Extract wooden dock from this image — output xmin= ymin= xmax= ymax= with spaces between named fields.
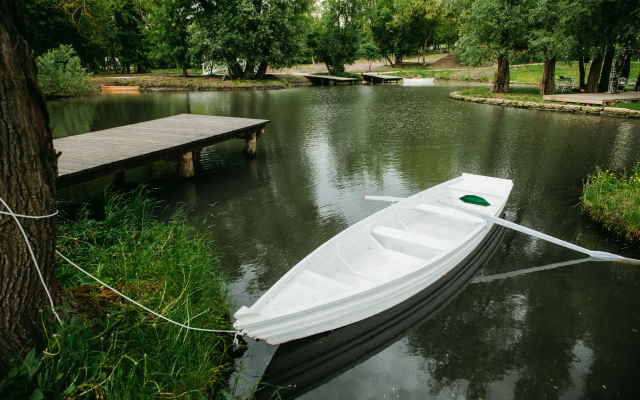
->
xmin=542 ymin=92 xmax=640 ymax=105
xmin=362 ymin=73 xmax=402 ymax=84
xmin=301 ymin=74 xmax=359 ymax=85
xmin=54 ymin=114 xmax=270 ymax=189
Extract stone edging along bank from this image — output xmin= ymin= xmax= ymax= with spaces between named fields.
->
xmin=449 ymin=91 xmax=640 ymax=118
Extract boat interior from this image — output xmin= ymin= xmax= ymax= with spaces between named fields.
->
xmin=253 ymin=176 xmax=512 ymax=317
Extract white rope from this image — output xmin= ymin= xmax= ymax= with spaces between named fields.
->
xmin=0 ymin=196 xmax=62 ymax=324
xmin=0 ymin=210 xmax=59 ymax=219
xmin=0 ymin=193 xmax=242 ymax=340
xmin=56 ymin=251 xmax=242 ymax=337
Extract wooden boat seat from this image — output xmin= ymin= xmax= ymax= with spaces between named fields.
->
xmin=413 ymin=203 xmax=485 ymax=224
xmin=370 ymin=225 xmax=454 ymax=252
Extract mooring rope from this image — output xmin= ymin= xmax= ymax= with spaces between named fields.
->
xmin=0 ymin=195 xmax=62 ymax=324
xmin=1 ymin=194 xmax=242 ymax=342
xmin=56 ymin=252 xmax=242 ymax=338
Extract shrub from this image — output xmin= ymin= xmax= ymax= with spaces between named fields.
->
xmin=36 ymin=44 xmax=95 ymax=98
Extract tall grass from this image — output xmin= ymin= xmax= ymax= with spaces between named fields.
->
xmin=0 ymin=188 xmax=238 ymax=399
xmin=581 ymin=165 xmax=640 ymax=244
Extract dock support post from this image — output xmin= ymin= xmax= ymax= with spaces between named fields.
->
xmin=112 ymin=172 xmax=125 ymax=189
xmin=178 ymin=152 xmax=194 ymax=179
xmin=244 ymin=131 xmax=257 ymax=155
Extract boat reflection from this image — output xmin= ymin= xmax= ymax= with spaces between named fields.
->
xmin=255 ymin=225 xmax=507 ymax=399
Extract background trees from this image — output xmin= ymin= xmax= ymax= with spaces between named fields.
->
xmin=316 ymin=0 xmax=364 ymax=75
xmin=453 ymin=0 xmax=528 ymax=93
xmin=193 ymin=0 xmax=311 ymax=79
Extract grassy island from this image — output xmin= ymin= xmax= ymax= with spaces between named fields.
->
xmin=581 ymin=165 xmax=640 ymax=244
xmin=0 ymin=189 xmax=237 ymax=399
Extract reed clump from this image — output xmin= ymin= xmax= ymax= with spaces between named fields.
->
xmin=581 ymin=165 xmax=640 ymax=244
xmin=0 ymin=188 xmax=238 ymax=399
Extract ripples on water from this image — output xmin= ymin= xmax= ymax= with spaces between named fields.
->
xmin=50 ymin=85 xmax=640 ymax=399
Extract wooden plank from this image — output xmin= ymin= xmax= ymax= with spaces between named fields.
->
xmin=54 ymin=114 xmax=269 ymax=188
xmin=542 ymin=92 xmax=640 ymax=105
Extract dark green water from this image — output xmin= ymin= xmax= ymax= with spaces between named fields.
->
xmin=49 ymin=86 xmax=640 ymax=399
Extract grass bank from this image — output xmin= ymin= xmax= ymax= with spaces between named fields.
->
xmin=92 ymin=73 xmax=309 ymax=92
xmin=387 ymin=62 xmax=640 ymax=85
xmin=581 ymin=165 xmax=640 ymax=244
xmin=458 ymin=87 xmax=546 ymax=103
xmin=0 ymin=188 xmax=238 ymax=399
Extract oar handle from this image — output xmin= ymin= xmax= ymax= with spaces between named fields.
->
xmin=362 ymin=195 xmax=405 ymax=202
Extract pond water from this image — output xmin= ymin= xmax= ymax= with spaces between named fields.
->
xmin=49 ymin=85 xmax=640 ymax=399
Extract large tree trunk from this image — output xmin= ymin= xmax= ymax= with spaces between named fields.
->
xmin=182 ymin=65 xmax=187 ymax=77
xmin=578 ymin=55 xmax=589 ymax=90
xmin=539 ymin=57 xmax=556 ymax=95
xmin=491 ymin=55 xmax=511 ymax=93
xmin=228 ymin=61 xmax=243 ymax=79
xmin=242 ymin=61 xmax=255 ymax=79
xmin=255 ymin=62 xmax=268 ymax=79
xmin=620 ymin=54 xmax=631 ymax=80
xmin=0 ymin=0 xmax=63 ymax=375
xmin=597 ymin=46 xmax=615 ymax=93
xmin=586 ymin=53 xmax=603 ymax=93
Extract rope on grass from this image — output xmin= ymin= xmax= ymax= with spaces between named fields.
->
xmin=1 ymin=193 xmax=243 ymax=342
xmin=0 ymin=195 xmax=62 ymax=324
xmin=56 ymin=251 xmax=243 ymax=339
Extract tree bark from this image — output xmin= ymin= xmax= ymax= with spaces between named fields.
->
xmin=182 ymin=64 xmax=187 ymax=77
xmin=255 ymin=62 xmax=268 ymax=79
xmin=578 ymin=55 xmax=589 ymax=90
xmin=422 ymin=23 xmax=434 ymax=67
xmin=539 ymin=57 xmax=556 ymax=95
xmin=620 ymin=54 xmax=631 ymax=80
xmin=491 ymin=55 xmax=511 ymax=93
xmin=229 ymin=62 xmax=243 ymax=79
xmin=597 ymin=46 xmax=615 ymax=93
xmin=636 ymin=70 xmax=640 ymax=92
xmin=586 ymin=53 xmax=603 ymax=93
xmin=242 ymin=60 xmax=255 ymax=79
xmin=0 ymin=0 xmax=63 ymax=375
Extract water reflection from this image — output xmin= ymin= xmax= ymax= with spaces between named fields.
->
xmin=49 ymin=86 xmax=640 ymax=399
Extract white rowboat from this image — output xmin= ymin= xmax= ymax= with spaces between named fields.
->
xmin=233 ymin=173 xmax=514 ymax=344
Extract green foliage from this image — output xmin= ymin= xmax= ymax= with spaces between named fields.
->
xmin=453 ymin=0 xmax=528 ymax=66
xmin=581 ymin=165 xmax=640 ymax=244
xmin=0 ymin=188 xmax=235 ymax=399
xmin=317 ymin=0 xmax=364 ymax=75
xmin=36 ymin=45 xmax=95 ymax=98
xmin=192 ymin=0 xmax=311 ymax=79
xmin=148 ymin=0 xmax=193 ymax=75
xmin=369 ymin=0 xmax=442 ymax=66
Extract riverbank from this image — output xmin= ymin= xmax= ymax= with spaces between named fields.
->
xmin=92 ymin=73 xmax=310 ymax=92
xmin=581 ymin=166 xmax=640 ymax=245
xmin=0 ymin=188 xmax=238 ymax=399
xmin=450 ymin=90 xmax=640 ymax=118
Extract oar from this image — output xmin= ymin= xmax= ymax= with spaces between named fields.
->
xmin=438 ymin=200 xmax=640 ymax=265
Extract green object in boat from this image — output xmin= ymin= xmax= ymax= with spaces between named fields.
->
xmin=460 ymin=195 xmax=490 ymax=207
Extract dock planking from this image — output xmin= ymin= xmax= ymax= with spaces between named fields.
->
xmin=542 ymin=92 xmax=640 ymax=105
xmin=301 ymin=74 xmax=359 ymax=85
xmin=54 ymin=114 xmax=270 ymax=188
xmin=362 ymin=73 xmax=402 ymax=83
